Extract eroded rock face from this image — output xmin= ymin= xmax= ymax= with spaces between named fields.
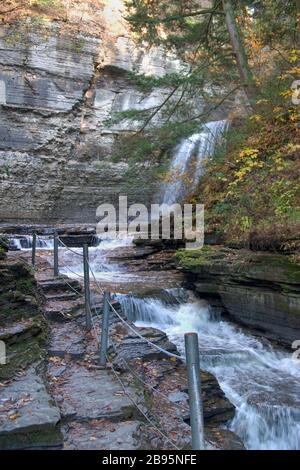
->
xmin=176 ymin=247 xmax=300 ymax=347
xmin=0 ymin=1 xmax=183 ymax=223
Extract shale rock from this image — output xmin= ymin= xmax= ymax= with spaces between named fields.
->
xmin=176 ymin=246 xmax=300 ymax=347
xmin=0 ymin=368 xmax=61 ymax=450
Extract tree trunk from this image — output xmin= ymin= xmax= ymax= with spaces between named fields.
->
xmin=222 ymin=0 xmax=258 ymax=106
xmin=296 ymin=0 xmax=300 ymax=48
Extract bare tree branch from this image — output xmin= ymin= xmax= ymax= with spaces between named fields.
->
xmin=179 ymin=85 xmax=242 ymax=125
xmin=135 ymin=86 xmax=179 ymax=134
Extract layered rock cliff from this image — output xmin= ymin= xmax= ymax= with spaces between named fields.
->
xmin=176 ymin=246 xmax=300 ymax=348
xmin=0 ymin=0 xmax=183 ymax=223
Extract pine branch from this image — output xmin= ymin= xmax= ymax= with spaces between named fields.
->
xmin=135 ymin=86 xmax=179 ymax=134
xmin=165 ymin=83 xmax=188 ymax=123
xmin=128 ymin=9 xmax=225 ymax=26
xmin=179 ymin=85 xmax=242 ymax=125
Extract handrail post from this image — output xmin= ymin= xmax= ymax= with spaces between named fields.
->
xmin=54 ymin=232 xmax=59 ymax=277
xmin=99 ymin=291 xmax=110 ymax=366
xmin=32 ymin=232 xmax=36 ymax=267
xmin=83 ymin=243 xmax=92 ymax=331
xmin=185 ymin=332 xmax=205 ymax=450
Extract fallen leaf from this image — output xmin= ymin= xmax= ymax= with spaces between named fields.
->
xmin=8 ymin=413 xmax=21 ymax=420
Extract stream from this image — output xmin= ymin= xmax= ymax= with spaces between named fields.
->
xmin=10 ymin=234 xmax=300 ymax=450
xmin=6 ymin=120 xmax=300 ymax=450
xmin=117 ymin=291 xmax=300 ymax=450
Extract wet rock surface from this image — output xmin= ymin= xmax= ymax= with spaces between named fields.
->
xmin=176 ymin=247 xmax=300 ymax=347
xmin=48 ymin=362 xmax=141 ymax=422
xmin=48 ymin=322 xmax=86 ymax=359
xmin=111 ymin=331 xmax=179 ymax=365
xmin=0 ymin=246 xmax=243 ymax=450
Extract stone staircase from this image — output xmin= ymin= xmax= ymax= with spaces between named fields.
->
xmin=1 ymin=250 xmax=244 ymax=450
xmin=0 ymin=254 xmax=143 ymax=450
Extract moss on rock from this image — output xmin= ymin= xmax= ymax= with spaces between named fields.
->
xmin=175 ymin=245 xmax=300 ymax=346
xmin=176 ymin=245 xmax=300 ymax=285
xmin=0 ymin=255 xmax=47 ymax=379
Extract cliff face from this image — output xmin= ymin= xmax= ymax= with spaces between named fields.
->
xmin=176 ymin=247 xmax=300 ymax=347
xmin=0 ymin=1 xmax=182 ymax=223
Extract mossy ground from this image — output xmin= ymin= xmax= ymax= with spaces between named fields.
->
xmin=0 ymin=320 xmax=48 ymax=380
xmin=176 ymin=245 xmax=300 ymax=284
xmin=0 ymin=236 xmax=8 ymax=260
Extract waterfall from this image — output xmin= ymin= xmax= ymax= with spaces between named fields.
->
xmin=59 ymin=235 xmax=134 ymax=281
xmin=118 ymin=292 xmax=300 ymax=450
xmin=7 ymin=235 xmax=54 ymax=250
xmin=162 ymin=120 xmax=228 ymax=204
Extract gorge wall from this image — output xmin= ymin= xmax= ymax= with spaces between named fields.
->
xmin=0 ymin=0 xmax=185 ymax=223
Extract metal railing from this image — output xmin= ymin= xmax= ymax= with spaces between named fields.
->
xmin=30 ymin=231 xmax=205 ymax=451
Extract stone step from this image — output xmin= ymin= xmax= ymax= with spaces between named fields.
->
xmin=0 ymin=368 xmax=62 ymax=450
xmin=62 ymin=420 xmax=141 ymax=450
xmin=35 ymin=270 xmax=58 ymax=282
xmin=48 ymin=363 xmax=143 ymax=422
xmin=112 ymin=332 xmax=179 ymax=367
xmin=44 ymin=291 xmax=80 ymax=302
xmin=44 ymin=299 xmax=85 ymax=322
xmin=38 ymin=277 xmax=82 ymax=294
xmin=48 ymin=322 xmax=86 ymax=359
xmin=0 ymin=319 xmax=42 ymax=343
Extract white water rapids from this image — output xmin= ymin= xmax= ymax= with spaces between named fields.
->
xmin=7 ymin=234 xmax=300 ymax=449
xmin=6 ymin=119 xmax=300 ymax=449
xmin=7 ymin=235 xmax=54 ymax=250
xmin=117 ymin=294 xmax=300 ymax=450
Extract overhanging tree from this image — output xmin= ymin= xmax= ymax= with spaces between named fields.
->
xmin=108 ymin=0 xmax=299 ymax=162
xmin=126 ymin=0 xmax=259 ymax=105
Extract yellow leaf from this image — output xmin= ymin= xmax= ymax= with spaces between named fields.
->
xmin=8 ymin=413 xmax=21 ymax=421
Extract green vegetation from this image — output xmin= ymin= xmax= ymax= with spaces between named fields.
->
xmin=0 ymin=236 xmax=8 ymax=260
xmin=176 ymin=246 xmax=300 ymax=283
xmin=0 ymin=426 xmax=62 ymax=450
xmin=195 ymin=77 xmax=300 ymax=248
xmin=176 ymin=245 xmax=219 ymax=268
xmin=0 ymin=257 xmax=47 ymax=379
xmin=111 ymin=0 xmax=300 ymax=251
xmin=0 ymin=317 xmax=48 ymax=380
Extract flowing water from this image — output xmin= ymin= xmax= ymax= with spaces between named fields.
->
xmin=5 ymin=119 xmax=300 ymax=449
xmin=59 ymin=235 xmax=135 ymax=282
xmin=7 ymin=235 xmax=54 ymax=250
xmin=117 ymin=293 xmax=300 ymax=450
xmin=162 ymin=120 xmax=228 ymax=204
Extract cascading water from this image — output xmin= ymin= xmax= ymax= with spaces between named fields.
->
xmin=162 ymin=120 xmax=228 ymax=204
xmin=117 ymin=292 xmax=300 ymax=450
xmin=58 ymin=234 xmax=136 ymax=282
xmin=5 ymin=116 xmax=298 ymax=450
xmin=7 ymin=235 xmax=54 ymax=250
